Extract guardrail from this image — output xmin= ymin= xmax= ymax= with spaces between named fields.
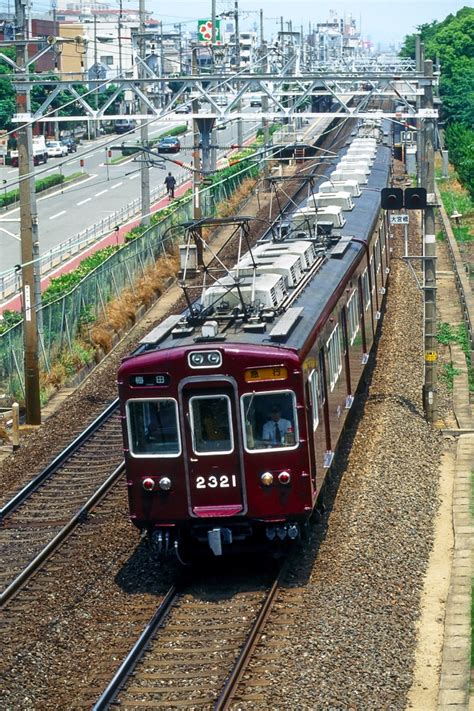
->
xmin=0 ymin=172 xmax=188 ymax=304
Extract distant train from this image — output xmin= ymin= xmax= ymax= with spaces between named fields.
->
xmin=117 ymin=123 xmax=392 ymax=559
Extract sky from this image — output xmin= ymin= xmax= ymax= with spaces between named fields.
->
xmin=148 ymin=0 xmax=472 ymax=48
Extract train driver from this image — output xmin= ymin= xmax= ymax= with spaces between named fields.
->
xmin=262 ymin=406 xmax=292 ymax=446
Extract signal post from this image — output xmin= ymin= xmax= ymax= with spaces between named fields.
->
xmin=421 ymin=59 xmax=437 ymax=423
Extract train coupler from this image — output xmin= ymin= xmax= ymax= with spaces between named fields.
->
xmin=208 ymin=527 xmax=233 ymax=556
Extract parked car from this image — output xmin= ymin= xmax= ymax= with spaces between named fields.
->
xmin=175 ymin=103 xmax=191 ymax=114
xmin=250 ymin=96 xmax=262 ymax=107
xmin=61 ymin=137 xmax=77 ymax=153
xmin=157 ymin=136 xmax=181 ymax=154
xmin=115 ymin=119 xmax=137 ymax=134
xmin=46 ymin=140 xmax=68 ymax=157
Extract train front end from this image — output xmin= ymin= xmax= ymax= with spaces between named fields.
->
xmin=118 ymin=342 xmax=315 ymax=558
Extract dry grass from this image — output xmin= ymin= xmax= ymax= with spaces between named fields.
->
xmin=217 ymin=178 xmax=256 ymax=218
xmin=0 ymin=423 xmax=10 ymax=444
xmin=90 ymin=325 xmax=114 ymax=353
xmin=87 ymin=249 xmax=180 ymax=350
xmin=41 ymin=362 xmax=67 ymax=389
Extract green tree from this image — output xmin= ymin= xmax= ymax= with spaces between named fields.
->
xmin=399 ymin=7 xmax=474 ymax=198
xmin=0 ymin=48 xmax=16 ymax=131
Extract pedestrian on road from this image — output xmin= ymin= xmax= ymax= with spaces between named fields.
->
xmin=165 ymin=172 xmax=176 ymax=199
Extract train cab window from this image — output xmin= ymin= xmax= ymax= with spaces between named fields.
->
xmin=362 ymin=268 xmax=371 ymax=310
xmin=327 ymin=323 xmax=343 ymax=391
xmin=189 ymin=395 xmax=233 ymax=454
xmin=127 ymin=399 xmax=181 ymax=456
xmin=241 ymin=390 xmax=298 ymax=452
xmin=308 ymin=370 xmax=320 ymax=430
xmin=347 ymin=289 xmax=360 ymax=345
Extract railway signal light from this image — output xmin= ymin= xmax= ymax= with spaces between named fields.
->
xmin=404 ymin=187 xmax=427 ymax=210
xmin=381 ymin=187 xmax=403 ymax=210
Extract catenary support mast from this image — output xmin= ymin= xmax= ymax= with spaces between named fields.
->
xmin=15 ymin=0 xmax=41 ymax=424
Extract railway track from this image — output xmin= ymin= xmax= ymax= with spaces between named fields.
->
xmin=93 ymin=563 xmax=286 ymax=710
xmin=0 ymin=399 xmax=123 ymax=607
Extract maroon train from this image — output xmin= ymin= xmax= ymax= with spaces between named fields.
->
xmin=117 ymin=130 xmax=392 ymax=559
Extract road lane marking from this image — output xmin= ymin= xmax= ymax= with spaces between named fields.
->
xmin=128 ymin=173 xmax=139 ymax=180
xmin=110 ymin=182 xmax=123 ymax=189
xmin=96 ymin=189 xmax=108 ymax=196
xmin=37 ymin=173 xmax=98 ymax=202
xmin=0 ymin=226 xmax=20 ymax=239
xmin=77 ymin=197 xmax=92 ymax=206
xmin=7 ymin=169 xmax=16 ymax=174
xmin=50 ymin=210 xmax=66 ymax=220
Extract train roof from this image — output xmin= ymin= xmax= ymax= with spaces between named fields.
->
xmin=131 ymin=138 xmax=391 ymax=359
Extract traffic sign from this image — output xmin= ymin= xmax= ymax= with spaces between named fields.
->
xmin=389 ymin=214 xmax=410 ymax=224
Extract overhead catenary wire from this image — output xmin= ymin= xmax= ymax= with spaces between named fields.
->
xmin=0 ymin=45 xmax=285 ymax=192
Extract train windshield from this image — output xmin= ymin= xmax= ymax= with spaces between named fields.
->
xmin=241 ymin=390 xmax=298 ymax=451
xmin=126 ymin=399 xmax=181 ymax=456
xmin=189 ymin=395 xmax=233 ymax=454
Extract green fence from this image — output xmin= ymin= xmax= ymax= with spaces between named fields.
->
xmin=0 ymin=161 xmax=258 ymax=401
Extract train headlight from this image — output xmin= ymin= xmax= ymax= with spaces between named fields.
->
xmin=158 ymin=476 xmax=172 ymax=491
xmin=278 ymin=471 xmax=291 ymax=485
xmin=190 ymin=353 xmax=204 ymax=366
xmin=188 ymin=350 xmax=222 ymax=368
xmin=261 ymin=472 xmax=273 ymax=486
xmin=142 ymin=477 xmax=155 ymax=491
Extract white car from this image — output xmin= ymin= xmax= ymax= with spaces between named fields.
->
xmin=46 ymin=140 xmax=68 ymax=158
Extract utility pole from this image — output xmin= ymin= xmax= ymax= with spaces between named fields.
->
xmin=416 ymin=36 xmax=424 ymax=186
xmin=210 ymin=1 xmax=217 ymax=172
xmin=93 ymin=13 xmax=99 ymax=139
xmin=421 ymin=59 xmax=437 ymax=422
xmin=139 ymin=0 xmax=150 ymax=224
xmin=192 ymin=46 xmax=203 ymax=263
xmin=15 ymin=0 xmax=41 ymax=424
xmin=118 ymin=0 xmax=123 ymax=76
xmin=235 ymin=0 xmax=242 ymax=148
xmin=260 ymin=22 xmax=270 ymax=188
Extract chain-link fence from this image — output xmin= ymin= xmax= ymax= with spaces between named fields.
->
xmin=0 ymin=161 xmax=258 ymax=400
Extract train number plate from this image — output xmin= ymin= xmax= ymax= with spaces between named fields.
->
xmin=195 ymin=475 xmax=238 ymax=489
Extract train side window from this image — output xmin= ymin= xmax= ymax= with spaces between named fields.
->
xmin=308 ymin=370 xmax=320 ymax=430
xmin=189 ymin=395 xmax=233 ymax=454
xmin=347 ymin=289 xmax=360 ymax=345
xmin=374 ymin=239 xmax=381 ymax=273
xmin=127 ymin=398 xmax=181 ymax=457
xmin=362 ymin=268 xmax=371 ymax=310
xmin=240 ymin=390 xmax=298 ymax=452
xmin=327 ymin=323 xmax=342 ymax=391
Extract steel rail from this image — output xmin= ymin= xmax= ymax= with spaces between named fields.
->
xmin=0 ymin=461 xmax=125 ymax=608
xmin=0 ymin=397 xmax=120 ymax=521
xmin=213 ymin=565 xmax=285 ymax=711
xmin=92 ymin=583 xmax=179 ymax=710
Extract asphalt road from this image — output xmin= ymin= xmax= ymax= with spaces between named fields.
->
xmin=0 ymin=113 xmax=259 ymax=275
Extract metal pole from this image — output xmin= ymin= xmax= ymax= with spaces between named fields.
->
xmin=139 ymin=0 xmax=150 ymax=225
xmin=211 ymin=0 xmax=216 ymax=44
xmin=15 ymin=0 xmax=41 ymax=424
xmin=422 ymin=59 xmax=437 ymax=423
xmin=118 ymin=0 xmax=123 ymax=76
xmin=192 ymin=47 xmax=202 ymax=263
xmin=260 ymin=37 xmax=270 ymax=188
xmin=235 ymin=0 xmax=242 ymax=148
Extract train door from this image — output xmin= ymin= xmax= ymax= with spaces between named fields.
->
xmin=180 ymin=381 xmax=247 ymax=518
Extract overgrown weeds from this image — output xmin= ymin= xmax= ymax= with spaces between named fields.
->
xmin=436 ymin=322 xmax=474 ymax=392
